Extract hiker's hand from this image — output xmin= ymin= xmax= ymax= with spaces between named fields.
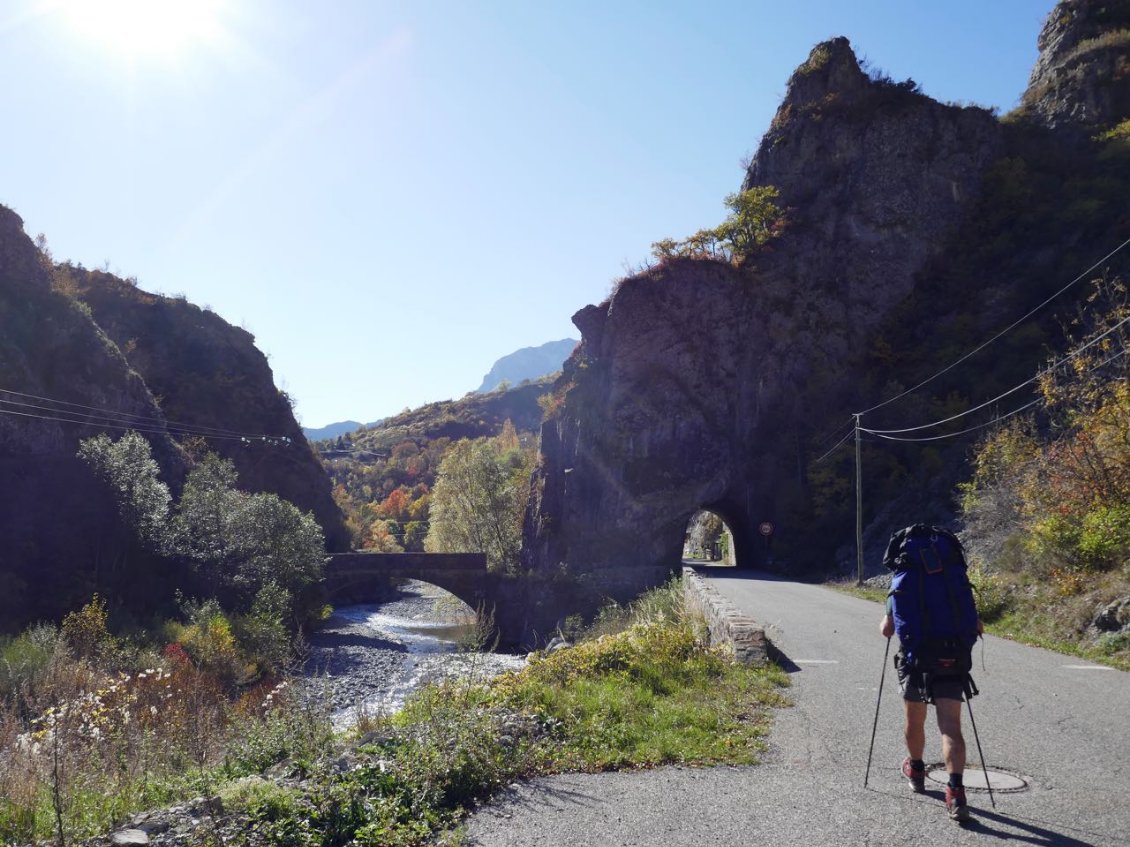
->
xmin=880 ymin=614 xmax=894 ymax=638
xmin=976 ymin=619 xmax=984 ymax=636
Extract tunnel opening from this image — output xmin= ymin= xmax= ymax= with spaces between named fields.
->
xmin=682 ymin=509 xmax=737 ymax=567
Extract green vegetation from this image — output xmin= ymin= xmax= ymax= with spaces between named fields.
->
xmin=77 ymin=433 xmax=327 ymax=673
xmin=425 ymin=423 xmax=537 ymax=574
xmin=651 ymin=186 xmax=785 ymax=265
xmin=1 ymin=580 xmax=787 ymax=846
xmin=957 ymin=281 xmax=1130 ymax=669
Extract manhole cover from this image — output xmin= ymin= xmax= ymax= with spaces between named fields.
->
xmin=925 ymin=765 xmax=1029 ymax=793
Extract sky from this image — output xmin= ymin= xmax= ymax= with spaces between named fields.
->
xmin=1 ymin=0 xmax=1055 ymax=428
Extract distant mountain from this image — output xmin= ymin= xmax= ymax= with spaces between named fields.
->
xmin=477 ymin=338 xmax=577 ymax=393
xmin=302 ymin=420 xmax=379 ymax=442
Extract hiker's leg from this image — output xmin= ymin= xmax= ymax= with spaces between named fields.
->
xmin=904 ymin=700 xmax=927 ymax=760
xmin=935 ymin=697 xmax=966 ymax=774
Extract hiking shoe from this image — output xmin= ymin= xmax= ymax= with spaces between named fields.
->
xmin=902 ymin=757 xmax=925 ymax=793
xmin=945 ymin=785 xmax=971 ymax=822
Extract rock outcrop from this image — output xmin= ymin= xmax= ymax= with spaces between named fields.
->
xmin=0 ymin=207 xmax=347 ymax=630
xmin=521 ymin=34 xmax=1035 ymax=608
xmin=0 ymin=207 xmax=186 ymax=624
xmin=67 ymin=268 xmax=349 ymax=553
xmin=1021 ymin=0 xmax=1130 ymax=131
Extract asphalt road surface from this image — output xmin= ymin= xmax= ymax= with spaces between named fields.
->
xmin=463 ymin=569 xmax=1130 ymax=846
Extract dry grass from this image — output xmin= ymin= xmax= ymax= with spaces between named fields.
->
xmin=0 ymin=632 xmax=328 ymax=845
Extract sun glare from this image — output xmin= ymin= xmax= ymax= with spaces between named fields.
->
xmin=60 ymin=0 xmax=223 ymax=58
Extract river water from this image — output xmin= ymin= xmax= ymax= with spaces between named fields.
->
xmin=303 ymin=580 xmax=527 ymax=728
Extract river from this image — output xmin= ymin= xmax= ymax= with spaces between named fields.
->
xmin=303 ymin=579 xmax=527 ymax=728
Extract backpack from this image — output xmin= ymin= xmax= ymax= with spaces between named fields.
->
xmin=883 ymin=524 xmax=979 ymax=686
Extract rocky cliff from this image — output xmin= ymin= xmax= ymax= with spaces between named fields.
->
xmin=1021 ymin=0 xmax=1130 ymax=131
xmin=522 ymin=1 xmax=1130 ymax=611
xmin=0 ymin=208 xmax=347 ymax=630
xmin=66 ymin=268 xmax=349 ymax=553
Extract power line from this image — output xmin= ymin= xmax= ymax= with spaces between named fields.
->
xmin=864 ymin=398 xmax=1043 ymax=443
xmin=814 ymin=424 xmax=856 ymax=463
xmin=0 ymin=385 xmax=287 ymax=439
xmin=0 ymin=405 xmax=291 ymax=445
xmin=859 ymin=235 xmax=1130 ymax=416
xmin=0 ymin=385 xmax=294 ymax=442
xmin=863 ymin=314 xmax=1130 ymax=435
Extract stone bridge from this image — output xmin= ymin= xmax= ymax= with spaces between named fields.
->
xmin=323 ymin=552 xmax=491 ymax=611
xmin=322 ymin=551 xmax=618 ymax=649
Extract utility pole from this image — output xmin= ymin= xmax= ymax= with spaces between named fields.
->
xmin=855 ymin=412 xmax=863 ymax=586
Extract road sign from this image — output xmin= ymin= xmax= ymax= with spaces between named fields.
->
xmin=758 ymin=522 xmax=774 ymax=537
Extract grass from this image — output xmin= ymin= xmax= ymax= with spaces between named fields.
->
xmin=1 ymin=579 xmax=790 ymax=847
xmin=265 ymin=581 xmax=790 ymax=846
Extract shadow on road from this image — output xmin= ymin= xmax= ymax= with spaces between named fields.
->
xmin=686 ymin=564 xmax=794 ymax=582
xmin=960 ymin=806 xmax=1107 ymax=847
xmin=767 ymin=642 xmax=802 ymax=674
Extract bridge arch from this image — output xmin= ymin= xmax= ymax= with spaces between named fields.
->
xmin=322 ymin=552 xmax=491 ymax=612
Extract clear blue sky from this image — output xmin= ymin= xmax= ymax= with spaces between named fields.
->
xmin=1 ymin=1 xmax=1052 ymax=428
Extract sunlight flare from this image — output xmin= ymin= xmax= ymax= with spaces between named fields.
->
xmin=59 ymin=0 xmax=224 ymax=57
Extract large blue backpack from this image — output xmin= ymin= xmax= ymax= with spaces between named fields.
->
xmin=883 ymin=524 xmax=979 ymax=674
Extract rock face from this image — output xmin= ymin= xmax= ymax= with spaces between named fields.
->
xmin=522 ymin=38 xmax=1005 ymax=603
xmin=0 ymin=207 xmax=346 ymax=630
xmin=0 ymin=206 xmax=189 ymax=625
xmin=68 ymin=268 xmax=349 ymax=553
xmin=1021 ymin=0 xmax=1130 ymax=131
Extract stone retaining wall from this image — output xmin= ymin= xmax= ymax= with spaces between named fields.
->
xmin=683 ymin=568 xmax=768 ymax=665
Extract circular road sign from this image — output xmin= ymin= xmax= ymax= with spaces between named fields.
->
xmin=758 ymin=522 xmax=774 ymax=537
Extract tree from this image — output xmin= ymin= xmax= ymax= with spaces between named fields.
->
xmin=425 ymin=428 xmax=536 ymax=573
xmin=171 ymin=454 xmax=326 ymax=617
xmin=78 ymin=431 xmax=170 ymax=551
xmin=652 ymin=186 xmax=784 ymax=264
xmin=81 ymin=434 xmax=326 ymax=623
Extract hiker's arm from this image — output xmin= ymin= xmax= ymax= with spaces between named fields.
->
xmin=977 ymin=618 xmax=984 ymax=636
xmin=880 ymin=613 xmax=894 ymax=638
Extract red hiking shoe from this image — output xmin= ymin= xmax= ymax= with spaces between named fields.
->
xmin=946 ymin=785 xmax=971 ymax=821
xmin=902 ymin=757 xmax=925 ymax=793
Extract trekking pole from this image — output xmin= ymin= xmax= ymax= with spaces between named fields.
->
xmin=864 ymin=636 xmax=892 ymax=788
xmin=965 ymin=696 xmax=996 ymax=809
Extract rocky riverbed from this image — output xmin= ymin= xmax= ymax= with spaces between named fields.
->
xmin=304 ymin=579 xmax=527 ymax=728
xmin=77 ymin=582 xmax=527 ymax=847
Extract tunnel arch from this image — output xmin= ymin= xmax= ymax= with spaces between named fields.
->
xmin=678 ymin=500 xmax=760 ymax=570
xmin=683 ymin=508 xmax=737 ymax=565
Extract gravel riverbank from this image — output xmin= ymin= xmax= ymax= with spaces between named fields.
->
xmin=304 ymin=580 xmax=525 ymax=724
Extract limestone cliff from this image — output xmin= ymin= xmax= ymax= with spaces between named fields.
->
xmin=523 ymin=3 xmax=1130 ymax=610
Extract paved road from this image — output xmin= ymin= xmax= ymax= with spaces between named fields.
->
xmin=463 ymin=570 xmax=1130 ymax=846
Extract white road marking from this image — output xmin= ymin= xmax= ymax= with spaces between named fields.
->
xmin=795 ymin=659 xmax=839 ymax=664
xmin=1062 ymin=664 xmax=1114 ymax=671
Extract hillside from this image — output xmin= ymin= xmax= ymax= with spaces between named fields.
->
xmin=317 ymin=379 xmax=551 ymax=550
xmin=523 ymin=0 xmax=1130 ymax=611
xmin=0 ymin=212 xmax=347 ymax=631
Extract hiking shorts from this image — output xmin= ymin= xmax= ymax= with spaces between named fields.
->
xmin=895 ymin=653 xmax=966 ymax=704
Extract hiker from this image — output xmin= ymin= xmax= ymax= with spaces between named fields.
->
xmin=879 ymin=524 xmax=984 ymax=822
